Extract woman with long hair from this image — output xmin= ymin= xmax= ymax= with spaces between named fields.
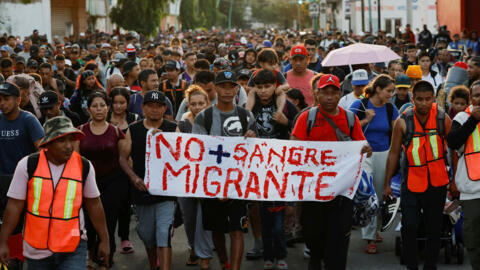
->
xmin=70 ymin=70 xmax=105 ymax=124
xmin=74 ymin=92 xmax=127 ymax=269
xmin=106 ymin=87 xmax=139 ymax=254
xmin=175 ymin=85 xmax=213 ymax=269
xmin=349 ymin=74 xmax=399 ymax=254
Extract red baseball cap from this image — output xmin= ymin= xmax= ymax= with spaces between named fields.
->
xmin=290 ymin=45 xmax=308 ymax=58
xmin=317 ymin=74 xmax=341 ymax=90
xmin=454 ymin=61 xmax=468 ymax=70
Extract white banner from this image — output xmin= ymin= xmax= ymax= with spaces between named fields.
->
xmin=145 ymin=132 xmax=367 ymax=202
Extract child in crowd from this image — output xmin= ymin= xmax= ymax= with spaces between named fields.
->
xmin=246 ymin=48 xmax=289 ymax=115
xmin=448 ymin=85 xmax=470 ymax=119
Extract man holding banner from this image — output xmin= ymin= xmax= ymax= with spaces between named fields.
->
xmin=192 ymin=70 xmax=257 ymax=270
xmin=291 ymin=74 xmax=371 ymax=270
xmin=119 ymin=90 xmax=177 ymax=270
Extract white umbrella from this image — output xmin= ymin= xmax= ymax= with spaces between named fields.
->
xmin=321 ymin=43 xmax=401 ymax=67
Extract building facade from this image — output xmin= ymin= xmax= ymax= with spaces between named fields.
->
xmin=0 ymin=0 xmax=87 ymax=41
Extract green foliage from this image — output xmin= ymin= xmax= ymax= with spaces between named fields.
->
xmin=110 ymin=0 xmax=171 ymax=36
xmin=251 ymin=0 xmax=310 ymax=28
xmin=179 ymin=0 xmax=245 ymax=30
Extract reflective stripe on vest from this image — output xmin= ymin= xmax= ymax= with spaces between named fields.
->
xmin=411 ymin=137 xmax=422 ymax=166
xmin=31 ymin=177 xmax=43 ymax=215
xmin=462 ymin=106 xmax=480 ymax=181
xmin=64 ymin=180 xmax=77 ymax=219
xmin=24 ymin=150 xmax=84 ymax=253
xmin=404 ymin=105 xmax=449 ymax=192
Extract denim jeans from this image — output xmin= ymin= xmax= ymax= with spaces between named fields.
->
xmin=260 ymin=204 xmax=287 ymax=261
xmin=401 ymin=185 xmax=446 ymax=270
xmin=26 ymin=240 xmax=87 ymax=270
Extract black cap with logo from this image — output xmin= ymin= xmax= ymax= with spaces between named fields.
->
xmin=143 ymin=90 xmax=166 ymax=105
xmin=0 ymin=82 xmax=20 ymax=97
xmin=215 ymin=70 xmax=237 ymax=85
xmin=38 ymin=90 xmax=59 ymax=109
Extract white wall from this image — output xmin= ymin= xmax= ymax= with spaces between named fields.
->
xmin=0 ymin=0 xmax=52 ymax=41
xmin=350 ymin=0 xmax=437 ymax=35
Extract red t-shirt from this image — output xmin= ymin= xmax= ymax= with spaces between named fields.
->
xmin=292 ymin=106 xmax=366 ymax=141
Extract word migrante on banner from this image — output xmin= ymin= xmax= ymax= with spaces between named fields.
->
xmin=145 ymin=131 xmax=367 ymax=202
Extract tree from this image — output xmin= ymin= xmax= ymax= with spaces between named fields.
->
xmin=110 ymin=0 xmax=171 ymax=36
xmin=251 ymin=0 xmax=310 ymax=29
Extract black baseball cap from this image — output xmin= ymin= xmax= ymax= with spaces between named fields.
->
xmin=228 ymin=50 xmax=240 ymax=63
xmin=122 ymin=61 xmax=137 ymax=76
xmin=38 ymin=90 xmax=59 ymax=109
xmin=236 ymin=69 xmax=252 ymax=80
xmin=143 ymin=90 xmax=166 ymax=105
xmin=27 ymin=59 xmax=38 ymax=68
xmin=164 ymin=60 xmax=180 ymax=70
xmin=215 ymin=70 xmax=237 ymax=85
xmin=0 ymin=82 xmax=20 ymax=97
xmin=15 ymin=56 xmax=25 ymax=64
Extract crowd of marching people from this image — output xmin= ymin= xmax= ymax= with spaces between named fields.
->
xmin=0 ymin=24 xmax=479 ymax=270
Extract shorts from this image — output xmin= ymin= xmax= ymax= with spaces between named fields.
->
xmin=136 ymin=200 xmax=175 ymax=248
xmin=201 ymin=199 xmax=248 ymax=233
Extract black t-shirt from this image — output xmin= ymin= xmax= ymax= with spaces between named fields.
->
xmin=394 ymin=95 xmax=410 ymax=110
xmin=129 ymin=119 xmax=177 ymax=204
xmin=21 ymin=102 xmax=36 ymax=116
xmin=307 ymin=59 xmax=322 ymax=72
xmin=251 ymin=94 xmax=298 ymax=140
xmin=54 ymin=68 xmax=77 ymax=98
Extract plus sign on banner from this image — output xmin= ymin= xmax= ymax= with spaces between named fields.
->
xmin=145 ymin=131 xmax=367 ymax=202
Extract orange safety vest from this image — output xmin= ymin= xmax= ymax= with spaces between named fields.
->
xmin=24 ymin=149 xmax=84 ymax=253
xmin=462 ymin=106 xmax=480 ymax=181
xmin=403 ymin=105 xmax=449 ymax=192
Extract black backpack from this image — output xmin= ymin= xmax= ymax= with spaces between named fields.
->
xmin=401 ymin=106 xmax=446 ymax=149
xmin=27 ymin=152 xmax=90 ymax=186
xmin=203 ymin=105 xmax=249 ymax=135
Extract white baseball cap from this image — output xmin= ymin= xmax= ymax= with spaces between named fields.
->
xmin=352 ymin=69 xmax=369 ymax=86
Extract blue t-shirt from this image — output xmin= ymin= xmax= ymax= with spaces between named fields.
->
xmin=350 ymin=99 xmax=398 ymax=152
xmin=128 ymin=92 xmax=173 ymax=118
xmin=0 ymin=111 xmax=44 ymax=175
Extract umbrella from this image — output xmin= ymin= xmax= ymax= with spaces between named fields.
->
xmin=321 ymin=43 xmax=400 ymax=67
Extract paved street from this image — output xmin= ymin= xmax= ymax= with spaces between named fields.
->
xmin=111 ymin=217 xmax=471 ymax=270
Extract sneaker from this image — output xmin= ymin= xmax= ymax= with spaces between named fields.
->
xmin=246 ymin=246 xmax=263 ymax=260
xmin=381 ymin=196 xmax=400 ymax=232
xmin=303 ymin=245 xmax=311 ymax=259
xmin=276 ymin=259 xmax=288 ymax=270
xmin=263 ymin=260 xmax=274 ymax=270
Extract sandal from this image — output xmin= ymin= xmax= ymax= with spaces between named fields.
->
xmin=120 ymin=240 xmax=134 ymax=254
xmin=200 ymin=258 xmax=211 ymax=270
xmin=375 ymin=232 xmax=383 ymax=243
xmin=186 ymin=252 xmax=199 ymax=266
xmin=365 ymin=242 xmax=378 ymax=254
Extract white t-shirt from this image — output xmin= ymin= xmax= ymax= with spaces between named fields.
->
xmin=338 ymin=92 xmax=360 ymax=110
xmin=422 ymin=72 xmax=443 ymax=94
xmin=7 ymin=156 xmax=99 ymax=259
xmin=452 ymin=109 xmax=480 ymax=200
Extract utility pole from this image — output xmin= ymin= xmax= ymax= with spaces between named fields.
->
xmin=377 ymin=0 xmax=381 ymax=32
xmin=228 ymin=0 xmax=234 ymax=30
xmin=368 ymin=0 xmax=372 ymax=33
xmin=361 ymin=0 xmax=365 ymax=32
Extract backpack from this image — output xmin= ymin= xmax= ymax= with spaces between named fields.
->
xmin=306 ymin=106 xmax=356 ymax=141
xmin=399 ymin=106 xmax=447 ymax=181
xmin=402 ymin=106 xmax=445 ymax=149
xmin=355 ymin=98 xmax=394 ymax=141
xmin=204 ymin=106 xmax=249 ymax=135
xmin=27 ymin=153 xmax=90 ymax=187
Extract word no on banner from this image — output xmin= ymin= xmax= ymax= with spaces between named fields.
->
xmin=145 ymin=131 xmax=367 ymax=202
